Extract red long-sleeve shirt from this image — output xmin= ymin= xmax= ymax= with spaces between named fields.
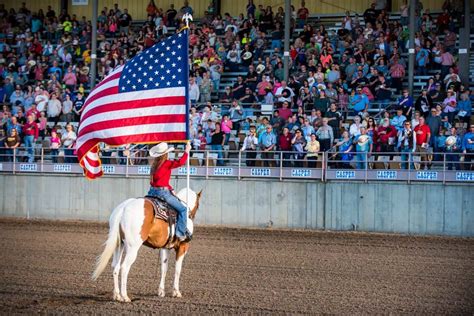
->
xmin=150 ymin=152 xmax=188 ymax=190
xmin=22 ymin=121 xmax=39 ymax=139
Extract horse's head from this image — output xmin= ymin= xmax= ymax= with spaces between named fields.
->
xmin=189 ymin=189 xmax=202 ymax=220
xmin=176 ymin=188 xmax=203 ymax=220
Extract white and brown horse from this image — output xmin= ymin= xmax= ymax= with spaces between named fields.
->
xmin=92 ymin=188 xmax=202 ymax=302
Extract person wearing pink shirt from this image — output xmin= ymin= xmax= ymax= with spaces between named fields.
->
xmin=221 ymin=114 xmax=233 ymax=144
xmin=63 ymin=66 xmax=77 ymax=91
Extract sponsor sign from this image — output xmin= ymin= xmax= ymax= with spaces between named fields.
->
xmin=250 ymin=168 xmax=271 ymax=176
xmin=72 ymin=0 xmax=88 ymax=5
xmin=213 ymin=167 xmax=234 ymax=176
xmin=291 ymin=169 xmax=312 ymax=177
xmin=416 ymin=171 xmax=438 ymax=180
xmin=376 ymin=170 xmax=397 ymax=180
xmin=19 ymin=164 xmax=37 ymax=172
xmin=53 ymin=164 xmax=72 ymax=172
xmin=178 ymin=167 xmax=197 ymax=175
xmin=335 ymin=170 xmax=355 ymax=179
xmin=137 ymin=166 xmax=151 ymax=174
xmin=102 ymin=165 xmax=116 ymax=174
xmin=455 ymin=172 xmax=474 ymax=181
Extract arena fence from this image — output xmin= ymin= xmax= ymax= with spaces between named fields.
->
xmin=0 ymin=147 xmax=473 ymax=184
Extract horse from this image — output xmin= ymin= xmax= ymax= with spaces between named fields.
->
xmin=92 ymin=188 xmax=202 ymax=302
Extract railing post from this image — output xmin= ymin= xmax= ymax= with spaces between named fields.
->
xmin=322 ymin=151 xmax=325 ymax=182
xmin=13 ymin=149 xmax=16 ymax=174
xmin=443 ymin=152 xmax=446 ymax=184
xmin=364 ymin=152 xmax=368 ymax=183
xmin=279 ymin=151 xmax=283 ymax=181
xmin=125 ymin=150 xmax=129 ymax=178
xmin=238 ymin=150 xmax=241 ymax=180
xmin=40 ymin=148 xmax=44 ymax=172
xmin=407 ymin=151 xmax=411 ymax=184
xmin=205 ymin=150 xmax=209 ymax=179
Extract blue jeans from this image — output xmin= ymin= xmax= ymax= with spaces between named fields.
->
xmin=211 ymin=144 xmax=224 ymax=166
xmin=401 ymin=147 xmax=414 ymax=169
xmin=446 ymin=151 xmax=460 ymax=170
xmin=51 ymin=149 xmax=59 ymax=163
xmin=271 ymin=39 xmax=282 ymax=50
xmin=147 ymin=187 xmax=188 ymax=238
xmin=6 ymin=148 xmax=18 ymax=162
xmin=356 ymin=152 xmax=368 ymax=169
xmin=24 ymin=135 xmax=35 ymax=163
xmin=64 ymin=148 xmax=74 ymax=163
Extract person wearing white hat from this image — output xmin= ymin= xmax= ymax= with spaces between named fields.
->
xmin=148 ymin=142 xmax=192 ymax=241
xmin=353 ymin=127 xmax=373 ymax=169
xmin=445 ymin=127 xmax=461 ymax=171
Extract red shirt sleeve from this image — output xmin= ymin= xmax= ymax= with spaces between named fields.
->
xmin=168 ymin=152 xmax=188 ymax=169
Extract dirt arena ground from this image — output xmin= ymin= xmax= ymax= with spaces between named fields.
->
xmin=0 ymin=219 xmax=473 ymax=314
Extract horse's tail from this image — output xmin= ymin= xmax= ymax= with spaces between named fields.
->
xmin=92 ymin=199 xmax=130 ymax=281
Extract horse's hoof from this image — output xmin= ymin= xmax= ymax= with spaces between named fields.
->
xmin=113 ymin=292 xmax=122 ymax=301
xmin=172 ymin=290 xmax=182 ymax=298
xmin=158 ymin=288 xmax=165 ymax=297
xmin=121 ymin=296 xmax=132 ymax=303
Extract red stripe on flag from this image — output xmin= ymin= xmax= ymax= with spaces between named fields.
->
xmin=77 ymin=132 xmax=186 ymax=160
xmin=83 ymin=86 xmax=120 ymax=110
xmin=91 ymin=72 xmax=121 ymax=92
xmin=81 ymin=96 xmax=186 ymax=122
xmin=79 ymin=114 xmax=187 ymax=137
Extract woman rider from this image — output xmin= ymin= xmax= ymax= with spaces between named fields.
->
xmin=148 ymin=142 xmax=191 ymax=241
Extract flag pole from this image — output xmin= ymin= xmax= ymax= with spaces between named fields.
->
xmin=182 ymin=14 xmax=192 ymax=211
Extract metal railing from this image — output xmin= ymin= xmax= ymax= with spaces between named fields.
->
xmin=0 ymin=146 xmax=473 ymax=183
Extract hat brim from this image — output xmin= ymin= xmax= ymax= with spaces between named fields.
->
xmin=149 ymin=146 xmax=174 ymax=158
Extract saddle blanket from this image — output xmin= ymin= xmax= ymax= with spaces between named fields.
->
xmin=144 ymin=196 xmax=177 ymax=225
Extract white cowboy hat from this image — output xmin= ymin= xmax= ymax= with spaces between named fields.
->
xmin=149 ymin=142 xmax=174 ymax=158
xmin=358 ymin=135 xmax=370 ymax=144
xmin=256 ymin=64 xmax=265 ymax=74
xmin=80 ymin=66 xmax=90 ymax=75
xmin=445 ymin=136 xmax=457 ymax=147
xmin=28 ymin=60 xmax=36 ymax=67
xmin=242 ymin=51 xmax=252 ymax=60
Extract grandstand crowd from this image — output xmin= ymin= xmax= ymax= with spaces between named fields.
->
xmin=0 ymin=0 xmax=473 ymax=170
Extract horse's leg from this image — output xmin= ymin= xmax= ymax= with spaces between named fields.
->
xmin=172 ymin=243 xmax=189 ymax=298
xmin=119 ymin=242 xmax=141 ymax=303
xmin=158 ymin=248 xmax=170 ymax=297
xmin=112 ymin=244 xmax=124 ymax=301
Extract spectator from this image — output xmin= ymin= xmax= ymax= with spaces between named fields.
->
xmin=349 ymin=115 xmax=363 ymax=138
xmin=4 ymin=128 xmax=20 ymax=162
xmin=189 ymin=76 xmax=200 ymax=105
xmin=22 ymin=114 xmax=38 ymax=163
xmin=457 ymin=92 xmax=472 ymax=127
xmin=259 ymin=124 xmax=277 ymax=167
xmin=397 ymin=89 xmax=414 ymax=117
xmin=391 ymin=109 xmax=407 ymax=132
xmin=47 ymin=92 xmax=62 ymax=126
xmin=376 ymin=117 xmax=397 ymax=153
xmin=462 ymin=125 xmax=474 ymax=170
xmin=414 ymin=116 xmax=431 ymax=169
xmin=316 ymin=118 xmax=334 ymax=152
xmin=279 ymin=127 xmax=292 ymax=167
xmin=241 ymin=125 xmax=258 ymax=166
xmin=291 ymin=129 xmax=306 ymax=167
xmin=50 ymin=130 xmax=61 ymax=163
xmin=353 ymin=127 xmax=373 ymax=170
xmin=210 ymin=122 xmax=225 ymax=166
xmin=61 ymin=123 xmax=77 ymax=163
xmin=305 ymin=133 xmax=320 ymax=168
xmin=398 ymin=120 xmax=416 ymax=169
xmin=415 ymin=89 xmax=434 ymax=118
xmin=445 ymin=127 xmax=461 ymax=170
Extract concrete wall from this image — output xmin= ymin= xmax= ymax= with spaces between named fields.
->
xmin=1 ymin=174 xmax=473 ymax=236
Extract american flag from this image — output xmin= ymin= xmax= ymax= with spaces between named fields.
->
xmin=76 ymin=29 xmax=189 ymax=179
